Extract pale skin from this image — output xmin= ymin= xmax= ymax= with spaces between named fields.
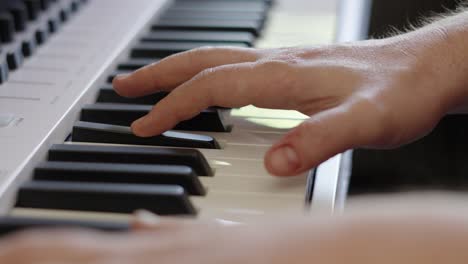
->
xmin=1 ymin=9 xmax=468 ymax=264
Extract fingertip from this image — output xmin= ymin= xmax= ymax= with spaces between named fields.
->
xmin=131 ymin=115 xmax=168 ymax=138
xmin=265 ymin=144 xmax=301 ymax=177
xmin=112 ymin=73 xmax=133 ymax=97
xmin=131 ymin=117 xmax=151 ymax=137
xmin=131 ymin=210 xmax=161 ymax=230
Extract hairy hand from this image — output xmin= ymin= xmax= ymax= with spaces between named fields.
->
xmin=113 ymin=34 xmax=459 ymax=176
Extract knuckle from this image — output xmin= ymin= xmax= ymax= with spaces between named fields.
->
xmin=255 ymin=59 xmax=291 ymax=71
xmin=197 ymin=67 xmax=219 ymax=80
xmin=263 ymin=48 xmax=309 ymax=64
xmin=186 ymin=46 xmax=220 ymax=60
xmin=174 ymin=47 xmax=218 ymax=75
xmin=194 ymin=45 xmax=218 ymax=53
xmin=253 ymin=59 xmax=298 ymax=95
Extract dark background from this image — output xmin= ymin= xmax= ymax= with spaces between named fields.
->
xmin=368 ymin=0 xmax=460 ymax=38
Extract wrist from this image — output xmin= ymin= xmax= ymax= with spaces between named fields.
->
xmin=403 ymin=12 xmax=468 ymax=112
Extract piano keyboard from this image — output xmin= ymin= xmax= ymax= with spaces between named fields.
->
xmin=0 ymin=0 xmax=345 ymax=233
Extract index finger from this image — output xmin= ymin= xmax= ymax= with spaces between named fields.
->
xmin=112 ymin=47 xmax=260 ymax=98
xmin=130 ymin=61 xmax=293 ymax=137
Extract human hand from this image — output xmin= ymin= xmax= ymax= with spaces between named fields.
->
xmin=113 ymin=31 xmax=465 ymax=177
xmin=3 ymin=197 xmax=468 ymax=264
xmin=0 ymin=212 xmax=312 ymax=264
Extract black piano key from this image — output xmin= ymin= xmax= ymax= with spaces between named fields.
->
xmin=70 ymin=0 xmax=80 ymax=13
xmin=152 ymin=19 xmax=262 ymax=36
xmin=144 ymin=30 xmax=255 ymax=46
xmin=97 ymin=85 xmax=168 ymax=105
xmin=9 ymin=3 xmax=28 ymax=32
xmin=47 ymin=17 xmax=59 ymax=33
xmin=38 ymin=0 xmax=50 ymax=10
xmin=79 ymin=103 xmax=148 ymax=125
xmin=34 ymin=161 xmax=206 ymax=196
xmin=35 ymin=27 xmax=48 ymax=45
xmin=24 ymin=0 xmax=41 ymax=21
xmin=117 ymin=58 xmax=158 ymax=71
xmin=80 ymin=103 xmax=231 ymax=132
xmin=48 ymin=144 xmax=214 ymax=176
xmin=0 ymin=12 xmax=15 ymax=43
xmin=0 ymin=217 xmax=129 ymax=236
xmin=6 ymin=48 xmax=23 ymax=70
xmin=131 ymin=41 xmax=247 ymax=59
xmin=59 ymin=7 xmax=69 ymax=22
xmin=21 ymin=38 xmax=36 ymax=57
xmin=16 ymin=181 xmax=196 ymax=215
xmin=72 ymin=121 xmax=221 ymax=149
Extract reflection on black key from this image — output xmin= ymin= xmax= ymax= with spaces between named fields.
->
xmin=34 ymin=161 xmax=206 ymax=195
xmin=72 ymin=121 xmax=221 ymax=149
xmin=16 ymin=181 xmax=196 ymax=215
xmin=144 ymin=30 xmax=255 ymax=46
xmin=131 ymin=41 xmax=247 ymax=58
xmin=153 ymin=19 xmax=262 ymax=36
xmin=0 ymin=217 xmax=129 ymax=236
xmin=97 ymin=85 xmax=168 ymax=105
xmin=117 ymin=58 xmax=158 ymax=71
xmin=80 ymin=103 xmax=230 ymax=132
xmin=48 ymin=144 xmax=214 ymax=176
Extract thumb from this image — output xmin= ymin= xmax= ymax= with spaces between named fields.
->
xmin=264 ymin=106 xmax=362 ymax=177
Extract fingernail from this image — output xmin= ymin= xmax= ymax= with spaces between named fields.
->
xmin=268 ymin=145 xmax=300 ymax=174
xmin=114 ymin=73 xmax=130 ymax=82
xmin=134 ymin=210 xmax=160 ymax=227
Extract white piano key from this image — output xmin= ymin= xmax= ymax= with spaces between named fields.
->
xmin=200 ymin=175 xmax=307 ymax=195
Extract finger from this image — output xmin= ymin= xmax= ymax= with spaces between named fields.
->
xmin=113 ymin=47 xmax=259 ymax=98
xmin=264 ymin=102 xmax=371 ymax=176
xmin=130 ymin=210 xmax=222 ymax=243
xmin=130 ymin=61 xmax=291 ymax=137
xmin=131 ymin=210 xmax=161 ymax=230
xmin=131 ymin=210 xmax=190 ymax=231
